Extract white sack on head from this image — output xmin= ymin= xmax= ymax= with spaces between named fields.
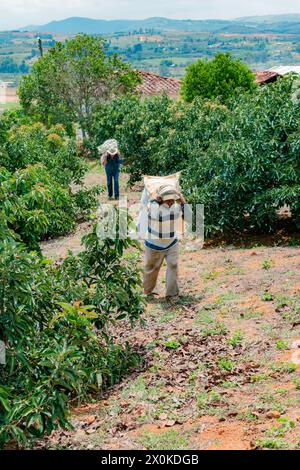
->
xmin=98 ymin=139 xmax=119 ymax=156
xmin=144 ymin=172 xmax=181 ymax=198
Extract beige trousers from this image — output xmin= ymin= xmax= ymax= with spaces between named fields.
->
xmin=143 ymin=243 xmax=179 ymax=297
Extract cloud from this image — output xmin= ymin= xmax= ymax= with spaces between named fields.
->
xmin=0 ymin=0 xmax=300 ymax=30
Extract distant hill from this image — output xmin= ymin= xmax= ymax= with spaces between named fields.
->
xmin=235 ymin=14 xmax=300 ymax=23
xmin=18 ymin=14 xmax=300 ymax=35
xmin=233 ymin=14 xmax=300 ymax=34
xmin=20 ymin=17 xmax=231 ymax=34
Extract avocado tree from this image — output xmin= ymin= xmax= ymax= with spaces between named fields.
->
xmin=181 ymin=52 xmax=256 ymax=103
xmin=181 ymin=76 xmax=300 ymax=235
xmin=18 ymin=34 xmax=141 ymax=138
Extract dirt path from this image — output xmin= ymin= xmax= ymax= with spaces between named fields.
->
xmin=39 ymin=167 xmax=300 ymax=450
xmin=41 ymin=164 xmax=141 ymax=259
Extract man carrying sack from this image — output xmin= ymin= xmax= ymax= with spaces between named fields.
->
xmin=98 ymin=139 xmax=123 ymax=200
xmin=139 ymin=176 xmax=192 ymax=298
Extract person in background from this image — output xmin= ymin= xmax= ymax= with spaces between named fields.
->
xmin=99 ymin=140 xmax=123 ymax=200
xmin=139 ymin=184 xmax=192 ymax=298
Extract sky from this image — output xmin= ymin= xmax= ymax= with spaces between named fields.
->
xmin=0 ymin=0 xmax=300 ymax=30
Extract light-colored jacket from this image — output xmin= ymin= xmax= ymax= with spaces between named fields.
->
xmin=138 ymin=188 xmax=192 ymax=251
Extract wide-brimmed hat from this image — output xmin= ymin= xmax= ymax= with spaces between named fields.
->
xmin=158 ymin=184 xmax=181 ymax=201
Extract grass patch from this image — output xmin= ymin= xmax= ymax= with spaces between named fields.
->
xmin=262 ymin=291 xmax=273 ymax=301
xmin=218 ymin=358 xmax=235 ymax=372
xmin=227 ymin=330 xmax=243 ymax=347
xmin=276 ymin=294 xmax=300 ymax=324
xmin=238 ymin=411 xmax=259 ymax=422
xmin=176 ymin=294 xmax=200 ymax=305
xmin=188 ymin=364 xmax=207 ymax=386
xmin=202 ymin=270 xmax=221 ymax=281
xmin=270 ymin=362 xmax=297 ymax=374
xmin=276 ymin=340 xmax=289 ymax=350
xmin=221 ymin=380 xmax=240 ymax=388
xmin=196 ymin=390 xmax=226 ymax=417
xmin=197 ymin=391 xmax=209 ymax=409
xmin=196 ymin=310 xmax=216 ymax=326
xmin=253 ymin=390 xmax=292 ymax=415
xmin=265 ymin=417 xmax=295 ymax=438
xmin=120 ymin=377 xmax=163 ymax=402
xmin=262 ymin=259 xmax=274 ymax=270
xmin=276 ymin=294 xmax=289 ymax=309
xmin=0 ymin=102 xmax=20 ymax=113
xmin=256 ymin=438 xmax=290 ymax=450
xmin=214 ymin=292 xmax=241 ymax=304
xmin=292 ymin=377 xmax=300 ymax=390
xmin=256 ymin=417 xmax=296 ymax=449
xmin=239 ymin=309 xmax=262 ymax=320
xmin=158 ymin=310 xmax=178 ymax=324
xmin=137 ymin=428 xmax=189 ymax=450
xmin=202 ymin=322 xmax=228 ymax=337
xmin=165 ymin=339 xmax=181 ymax=350
xmin=251 ymin=373 xmax=270 ymax=383
xmin=224 ymin=266 xmax=246 ymax=276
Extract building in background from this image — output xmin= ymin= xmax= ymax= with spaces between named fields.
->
xmin=255 ymin=66 xmax=300 ymax=85
xmin=254 ymin=70 xmax=279 ymax=85
xmin=137 ymin=70 xmax=181 ymax=99
xmin=267 ymin=66 xmax=300 ymax=76
xmin=137 ymin=67 xmax=300 ymax=98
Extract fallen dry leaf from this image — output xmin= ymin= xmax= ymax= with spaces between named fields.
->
xmin=164 ymin=419 xmax=176 ymax=427
xmin=85 ymin=429 xmax=96 ymax=435
xmin=265 ymin=411 xmax=281 ymax=419
xmin=85 ymin=415 xmax=96 ymax=425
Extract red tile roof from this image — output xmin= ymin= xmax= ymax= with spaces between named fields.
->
xmin=137 ymin=69 xmax=279 ymax=98
xmin=137 ymin=70 xmax=181 ymax=98
xmin=254 ymin=71 xmax=279 ymax=84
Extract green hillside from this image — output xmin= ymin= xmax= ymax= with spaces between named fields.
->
xmin=18 ymin=14 xmax=300 ymax=35
xmin=1 ymin=14 xmax=300 ymax=83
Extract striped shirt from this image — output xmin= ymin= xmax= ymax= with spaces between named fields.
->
xmin=138 ymin=188 xmax=191 ymax=251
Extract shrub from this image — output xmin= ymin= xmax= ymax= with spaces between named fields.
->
xmin=18 ymin=34 xmax=141 ymax=138
xmin=0 ymin=164 xmax=103 ymax=249
xmin=92 ymin=77 xmax=299 ymax=234
xmin=91 ymin=95 xmax=228 ymax=184
xmin=0 ymin=115 xmax=100 ymax=247
xmin=2 ymin=122 xmax=87 ymax=185
xmin=181 ymin=52 xmax=256 ymax=103
xmin=92 ymin=94 xmax=174 ymax=182
xmin=92 ymin=95 xmax=140 ymax=147
xmin=73 ymin=185 xmax=103 ymax=221
xmin=0 ymin=109 xmax=34 ymax=147
xmin=181 ymin=76 xmax=300 ymax=235
xmin=0 ymin=164 xmax=77 ymax=249
xmin=0 ymin=218 xmax=145 ymax=448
